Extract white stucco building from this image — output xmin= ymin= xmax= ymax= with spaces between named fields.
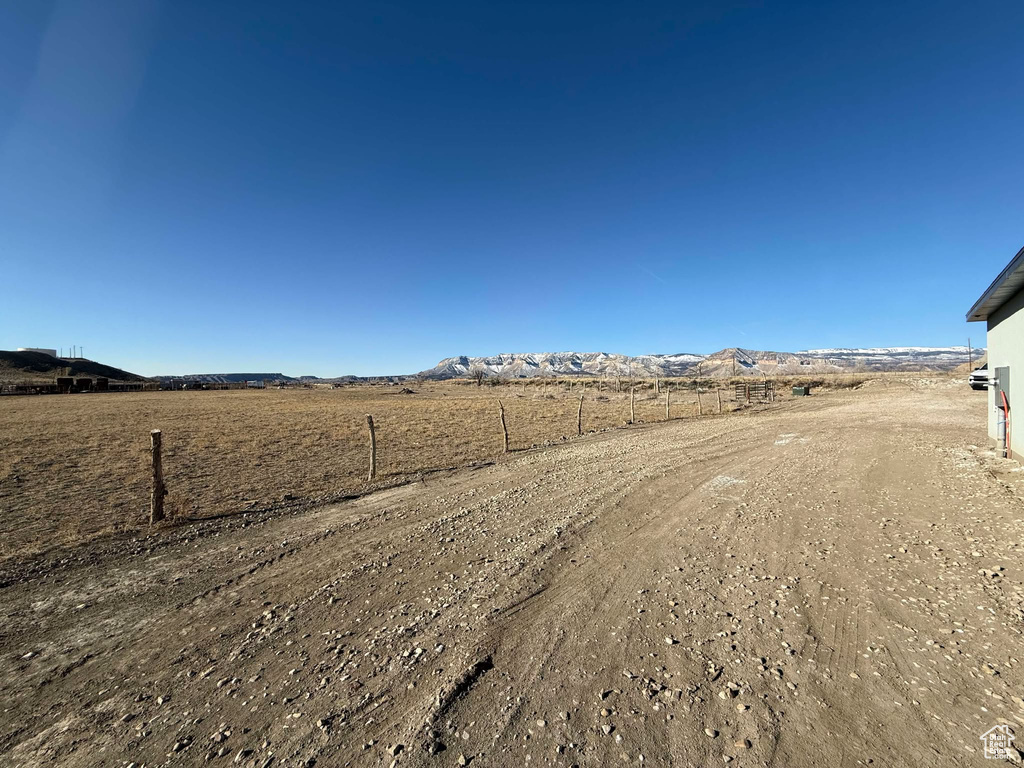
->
xmin=16 ymin=347 xmax=58 ymax=358
xmin=967 ymin=245 xmax=1024 ymax=457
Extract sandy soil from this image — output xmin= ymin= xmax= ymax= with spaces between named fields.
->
xmin=1 ymin=380 xmax=1022 ymax=767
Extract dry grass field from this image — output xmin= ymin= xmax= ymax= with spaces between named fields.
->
xmin=0 ymin=379 xmax=729 ymax=560
xmin=0 ymin=372 xmax=936 ymax=562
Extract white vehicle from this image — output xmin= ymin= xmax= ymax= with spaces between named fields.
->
xmin=969 ymin=364 xmax=989 ymax=390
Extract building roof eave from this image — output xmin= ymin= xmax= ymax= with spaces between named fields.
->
xmin=966 ymin=244 xmax=1024 ymax=322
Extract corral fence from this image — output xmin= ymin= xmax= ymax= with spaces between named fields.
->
xmin=0 ymin=379 xmax=159 ymax=395
xmin=734 ymin=381 xmax=775 ymax=403
xmin=0 ymin=378 xmax=262 ymax=396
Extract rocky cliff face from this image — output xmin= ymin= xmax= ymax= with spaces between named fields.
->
xmin=419 ymin=351 xmax=704 ymax=380
xmin=417 ymin=347 xmax=979 ymax=379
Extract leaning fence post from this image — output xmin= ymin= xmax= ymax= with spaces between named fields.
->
xmin=577 ymin=394 xmax=584 ymax=436
xmin=717 ymin=389 xmax=723 ymax=414
xmin=629 ymin=386 xmax=635 ymax=424
xmin=665 ymin=389 xmax=670 ymax=420
xmin=366 ymin=414 xmax=377 ymax=480
xmin=498 ymin=399 xmax=509 ymax=453
xmin=150 ymin=429 xmax=166 ymax=524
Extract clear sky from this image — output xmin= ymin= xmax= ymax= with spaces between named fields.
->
xmin=1 ymin=1 xmax=1022 ymax=377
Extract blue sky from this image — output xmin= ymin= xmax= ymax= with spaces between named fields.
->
xmin=1 ymin=1 xmax=1022 ymax=376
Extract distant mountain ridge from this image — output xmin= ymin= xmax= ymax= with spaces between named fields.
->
xmin=154 ymin=373 xmax=293 ymax=384
xmin=421 ymin=351 xmax=704 ymax=380
xmin=417 ymin=346 xmax=980 ymax=380
xmin=139 ymin=346 xmax=984 ymax=383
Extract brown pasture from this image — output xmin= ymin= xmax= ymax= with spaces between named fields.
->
xmin=0 ymin=380 xmax=722 ymax=560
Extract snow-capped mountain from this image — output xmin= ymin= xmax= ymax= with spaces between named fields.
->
xmin=799 ymin=346 xmax=976 ymax=364
xmin=420 ymin=352 xmax=703 ymax=380
xmin=417 ymin=346 xmax=980 ymax=380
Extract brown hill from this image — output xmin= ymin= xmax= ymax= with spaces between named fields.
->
xmin=695 ymin=348 xmax=844 ymax=377
xmin=0 ymin=350 xmax=149 ymax=383
xmin=953 ymin=354 xmax=986 ymax=374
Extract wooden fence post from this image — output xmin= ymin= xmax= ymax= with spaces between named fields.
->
xmin=577 ymin=394 xmax=584 ymax=436
xmin=630 ymin=386 xmax=635 ymax=424
xmin=655 ymin=377 xmax=660 ymax=395
xmin=498 ymin=399 xmax=509 ymax=453
xmin=665 ymin=389 xmax=670 ymax=420
xmin=150 ymin=429 xmax=166 ymax=524
xmin=696 ymin=387 xmax=703 ymax=416
xmin=717 ymin=389 xmax=723 ymax=414
xmin=366 ymin=414 xmax=377 ymax=480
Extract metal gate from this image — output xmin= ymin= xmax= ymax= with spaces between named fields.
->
xmin=734 ymin=381 xmax=775 ymax=403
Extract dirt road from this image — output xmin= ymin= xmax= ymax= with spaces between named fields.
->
xmin=2 ymin=380 xmax=1022 ymax=767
